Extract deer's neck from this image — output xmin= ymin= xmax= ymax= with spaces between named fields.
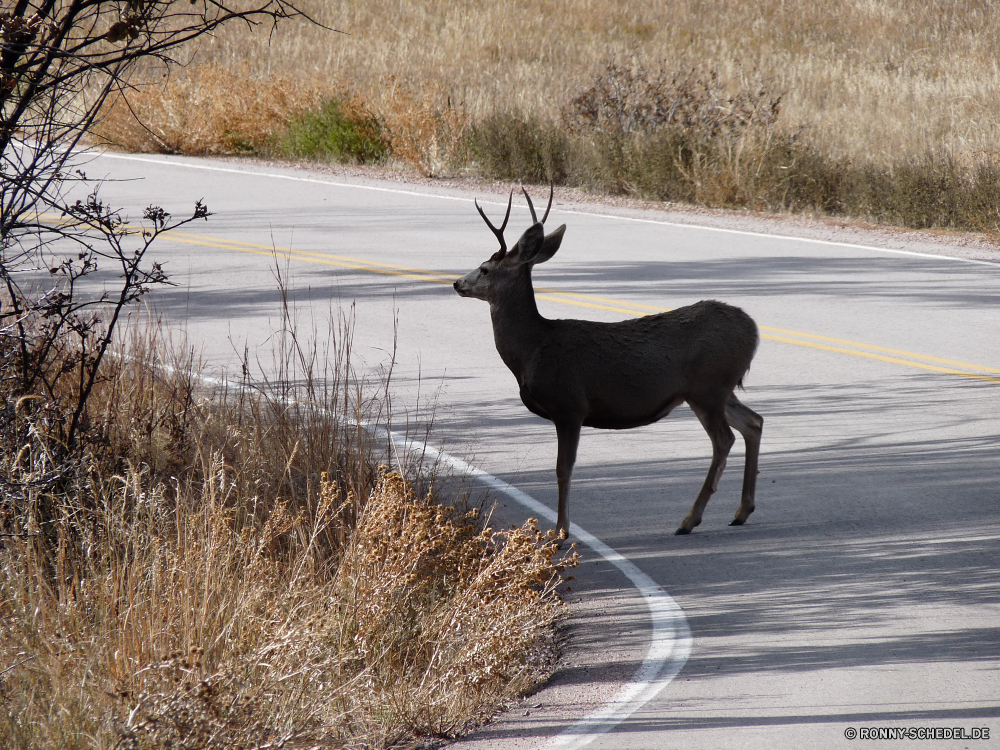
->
xmin=488 ymin=274 xmax=549 ymax=380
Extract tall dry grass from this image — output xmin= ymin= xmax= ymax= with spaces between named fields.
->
xmin=95 ymin=65 xmax=328 ymax=156
xmin=93 ymin=0 xmax=1000 ymax=229
xmin=0 ymin=306 xmax=577 ymax=749
xmin=171 ymin=0 xmax=1000 ymax=167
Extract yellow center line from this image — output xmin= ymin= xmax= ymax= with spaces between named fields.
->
xmin=534 ymin=286 xmax=667 ymax=313
xmin=169 ymin=231 xmax=457 ymax=282
xmin=764 ymin=335 xmax=1000 ymax=383
xmin=42 ymin=217 xmax=1000 ymax=385
xmin=535 ymin=293 xmax=646 ymax=317
xmin=168 ymin=233 xmax=456 ymax=286
xmin=757 ymin=325 xmax=1000 ymax=374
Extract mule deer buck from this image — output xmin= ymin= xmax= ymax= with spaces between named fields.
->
xmin=453 ymin=187 xmax=763 ymax=537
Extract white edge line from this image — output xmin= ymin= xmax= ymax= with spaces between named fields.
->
xmin=99 ymin=151 xmax=1000 ymax=268
xmin=389 ymin=430 xmax=692 ymax=750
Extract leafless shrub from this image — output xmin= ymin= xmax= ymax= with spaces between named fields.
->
xmin=558 ymin=60 xmax=789 ymax=205
xmin=1 ymin=0 xmax=320 ymax=464
xmin=564 ymin=60 xmax=781 ymax=142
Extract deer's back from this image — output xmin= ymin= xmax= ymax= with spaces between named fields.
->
xmin=518 ymin=300 xmax=758 ymax=428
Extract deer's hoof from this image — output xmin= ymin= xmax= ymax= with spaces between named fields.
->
xmin=674 ymin=526 xmax=692 ymax=535
xmin=552 ymin=527 xmax=568 ymax=549
xmin=729 ymin=518 xmax=746 ymax=526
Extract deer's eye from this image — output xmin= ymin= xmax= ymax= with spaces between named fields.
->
xmin=480 ymin=267 xmax=489 ymax=275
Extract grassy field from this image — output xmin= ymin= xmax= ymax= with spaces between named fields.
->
xmin=94 ymin=0 xmax=1000 ymax=231
xmin=207 ymin=0 xmax=998 ymax=165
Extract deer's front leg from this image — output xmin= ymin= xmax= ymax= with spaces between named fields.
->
xmin=554 ymin=419 xmax=582 ymax=539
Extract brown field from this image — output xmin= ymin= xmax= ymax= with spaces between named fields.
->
xmin=158 ymin=0 xmax=999 ymax=167
xmin=94 ymin=0 xmax=1000 ymax=229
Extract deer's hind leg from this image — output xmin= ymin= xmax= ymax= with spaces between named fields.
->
xmin=725 ymin=394 xmax=763 ymax=526
xmin=676 ymin=403 xmax=735 ymax=535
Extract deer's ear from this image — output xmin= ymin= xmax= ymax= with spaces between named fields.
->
xmin=507 ymin=223 xmax=545 ymax=266
xmin=533 ymin=224 xmax=566 ymax=265
xmin=509 ymin=223 xmax=565 ymax=267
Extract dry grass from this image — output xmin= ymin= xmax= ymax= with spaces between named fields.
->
xmin=94 ymin=0 xmax=1000 ymax=228
xmin=374 ymin=80 xmax=469 ymax=177
xmin=94 ymin=65 xmax=327 ymax=155
xmin=180 ymin=0 xmax=1000 ymax=167
xmin=0 ymin=309 xmax=577 ymax=749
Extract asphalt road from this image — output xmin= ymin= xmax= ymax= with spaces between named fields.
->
xmin=80 ymin=153 xmax=999 ymax=749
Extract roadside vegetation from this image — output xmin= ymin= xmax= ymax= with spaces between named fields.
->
xmin=0 ymin=306 xmax=576 ymax=748
xmin=1 ymin=1 xmax=576 ymax=746
xmin=94 ymin=0 xmax=1000 ymax=233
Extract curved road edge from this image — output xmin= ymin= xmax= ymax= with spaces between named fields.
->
xmin=389 ymin=430 xmax=693 ymax=750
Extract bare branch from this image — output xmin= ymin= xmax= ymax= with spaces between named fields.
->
xmin=1 ymin=0 xmax=324 ymax=452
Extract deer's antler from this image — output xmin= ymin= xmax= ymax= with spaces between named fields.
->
xmin=476 ymin=191 xmax=513 ymax=258
xmin=522 ymin=184 xmax=554 ymax=225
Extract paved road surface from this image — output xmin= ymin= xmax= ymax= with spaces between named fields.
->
xmin=81 ymin=153 xmax=999 ymax=749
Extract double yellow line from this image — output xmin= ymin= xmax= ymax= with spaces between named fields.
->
xmin=120 ymin=227 xmax=1000 ymax=386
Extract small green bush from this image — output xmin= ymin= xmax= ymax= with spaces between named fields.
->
xmin=278 ymin=98 xmax=389 ymax=164
xmin=464 ymin=111 xmax=570 ymax=184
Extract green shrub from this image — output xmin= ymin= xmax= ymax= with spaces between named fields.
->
xmin=279 ymin=98 xmax=389 ymax=164
xmin=464 ymin=111 xmax=571 ymax=184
